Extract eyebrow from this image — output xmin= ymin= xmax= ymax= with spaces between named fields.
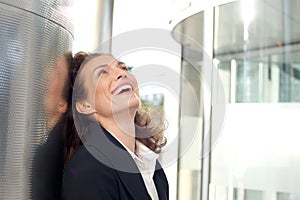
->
xmin=92 ymin=61 xmax=126 ymax=73
xmin=92 ymin=64 xmax=109 ymax=73
xmin=118 ymin=61 xmax=125 ymax=66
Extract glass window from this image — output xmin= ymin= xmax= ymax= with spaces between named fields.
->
xmin=172 ymin=1 xmax=300 ymax=200
xmin=173 ymin=12 xmax=205 ymax=200
xmin=211 ymin=1 xmax=300 ymax=200
xmin=214 ymin=0 xmax=300 ymax=103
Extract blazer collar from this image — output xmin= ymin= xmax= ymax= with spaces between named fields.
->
xmin=83 ymin=122 xmax=151 ymax=200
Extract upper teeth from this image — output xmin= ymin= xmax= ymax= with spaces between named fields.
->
xmin=113 ymin=84 xmax=132 ymax=95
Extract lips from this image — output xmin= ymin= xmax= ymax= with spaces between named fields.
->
xmin=112 ymin=83 xmax=133 ymax=95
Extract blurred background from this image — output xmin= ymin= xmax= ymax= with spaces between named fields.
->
xmin=0 ymin=0 xmax=299 ymax=199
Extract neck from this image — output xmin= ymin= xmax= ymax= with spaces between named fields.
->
xmin=97 ymin=111 xmax=136 ymax=152
xmin=46 ymin=114 xmax=62 ymax=131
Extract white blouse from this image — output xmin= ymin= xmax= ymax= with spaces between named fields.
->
xmin=134 ymin=141 xmax=159 ymax=200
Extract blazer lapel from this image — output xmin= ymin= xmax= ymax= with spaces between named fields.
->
xmin=153 ymin=161 xmax=169 ymax=200
xmin=116 ymin=170 xmax=151 ymax=200
xmin=83 ymin=122 xmax=151 ymax=200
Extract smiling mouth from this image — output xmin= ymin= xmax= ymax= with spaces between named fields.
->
xmin=112 ymin=84 xmax=133 ymax=95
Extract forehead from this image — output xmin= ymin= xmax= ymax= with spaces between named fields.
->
xmin=75 ymin=55 xmax=116 ymax=96
xmin=84 ymin=55 xmax=116 ymax=71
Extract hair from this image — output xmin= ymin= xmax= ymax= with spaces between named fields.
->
xmin=62 ymin=52 xmax=73 ymax=101
xmin=63 ymin=51 xmax=167 ymax=165
xmin=63 ymin=51 xmax=87 ymax=164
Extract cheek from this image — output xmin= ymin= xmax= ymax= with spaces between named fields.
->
xmin=135 ymin=86 xmax=140 ymax=95
xmin=94 ymin=81 xmax=111 ymax=109
xmin=95 ymin=79 xmax=109 ymax=98
xmin=95 ymin=84 xmax=105 ymax=103
xmin=129 ymin=74 xmax=139 ymax=91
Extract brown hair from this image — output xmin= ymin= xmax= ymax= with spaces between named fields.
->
xmin=63 ymin=51 xmax=88 ymax=164
xmin=64 ymin=51 xmax=167 ymax=164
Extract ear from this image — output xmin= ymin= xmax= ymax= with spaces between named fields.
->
xmin=75 ymin=100 xmax=96 ymax=115
xmin=58 ymin=101 xmax=68 ymax=114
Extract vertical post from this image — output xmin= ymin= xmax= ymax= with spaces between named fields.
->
xmin=201 ymin=4 xmax=214 ymax=200
xmin=94 ymin=0 xmax=114 ymax=53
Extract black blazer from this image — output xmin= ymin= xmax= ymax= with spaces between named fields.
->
xmin=62 ymin=123 xmax=169 ymax=200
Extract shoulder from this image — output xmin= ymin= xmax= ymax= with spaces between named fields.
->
xmin=62 ymin=145 xmax=119 ymax=199
xmin=63 ymin=145 xmax=117 ymax=179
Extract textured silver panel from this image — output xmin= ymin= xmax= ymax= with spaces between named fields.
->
xmin=0 ymin=0 xmax=73 ymax=199
xmin=0 ymin=0 xmax=73 ymax=36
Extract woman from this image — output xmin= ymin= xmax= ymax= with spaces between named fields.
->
xmin=31 ymin=52 xmax=72 ymax=200
xmin=62 ymin=51 xmax=169 ymax=200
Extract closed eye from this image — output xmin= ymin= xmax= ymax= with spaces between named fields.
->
xmin=93 ymin=64 xmax=109 ymax=77
xmin=118 ymin=62 xmax=129 ymax=71
xmin=121 ymin=66 xmax=129 ymax=71
xmin=98 ymin=69 xmax=108 ymax=76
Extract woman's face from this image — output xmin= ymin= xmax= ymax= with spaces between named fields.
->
xmin=44 ymin=55 xmax=69 ymax=128
xmin=78 ymin=55 xmax=140 ymax=120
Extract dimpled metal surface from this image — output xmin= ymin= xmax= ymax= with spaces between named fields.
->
xmin=0 ymin=0 xmax=72 ymax=199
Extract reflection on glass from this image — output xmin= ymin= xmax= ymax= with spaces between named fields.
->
xmin=31 ymin=52 xmax=72 ymax=200
xmin=44 ymin=53 xmax=72 ymax=129
xmin=216 ymin=53 xmax=300 ymax=103
xmin=214 ymin=0 xmax=300 ymax=103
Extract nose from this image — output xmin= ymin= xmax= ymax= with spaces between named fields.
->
xmin=113 ymin=68 xmax=126 ymax=80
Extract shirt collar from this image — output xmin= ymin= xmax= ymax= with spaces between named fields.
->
xmin=106 ymin=129 xmax=159 ymax=163
xmin=135 ymin=140 xmax=159 ymax=161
